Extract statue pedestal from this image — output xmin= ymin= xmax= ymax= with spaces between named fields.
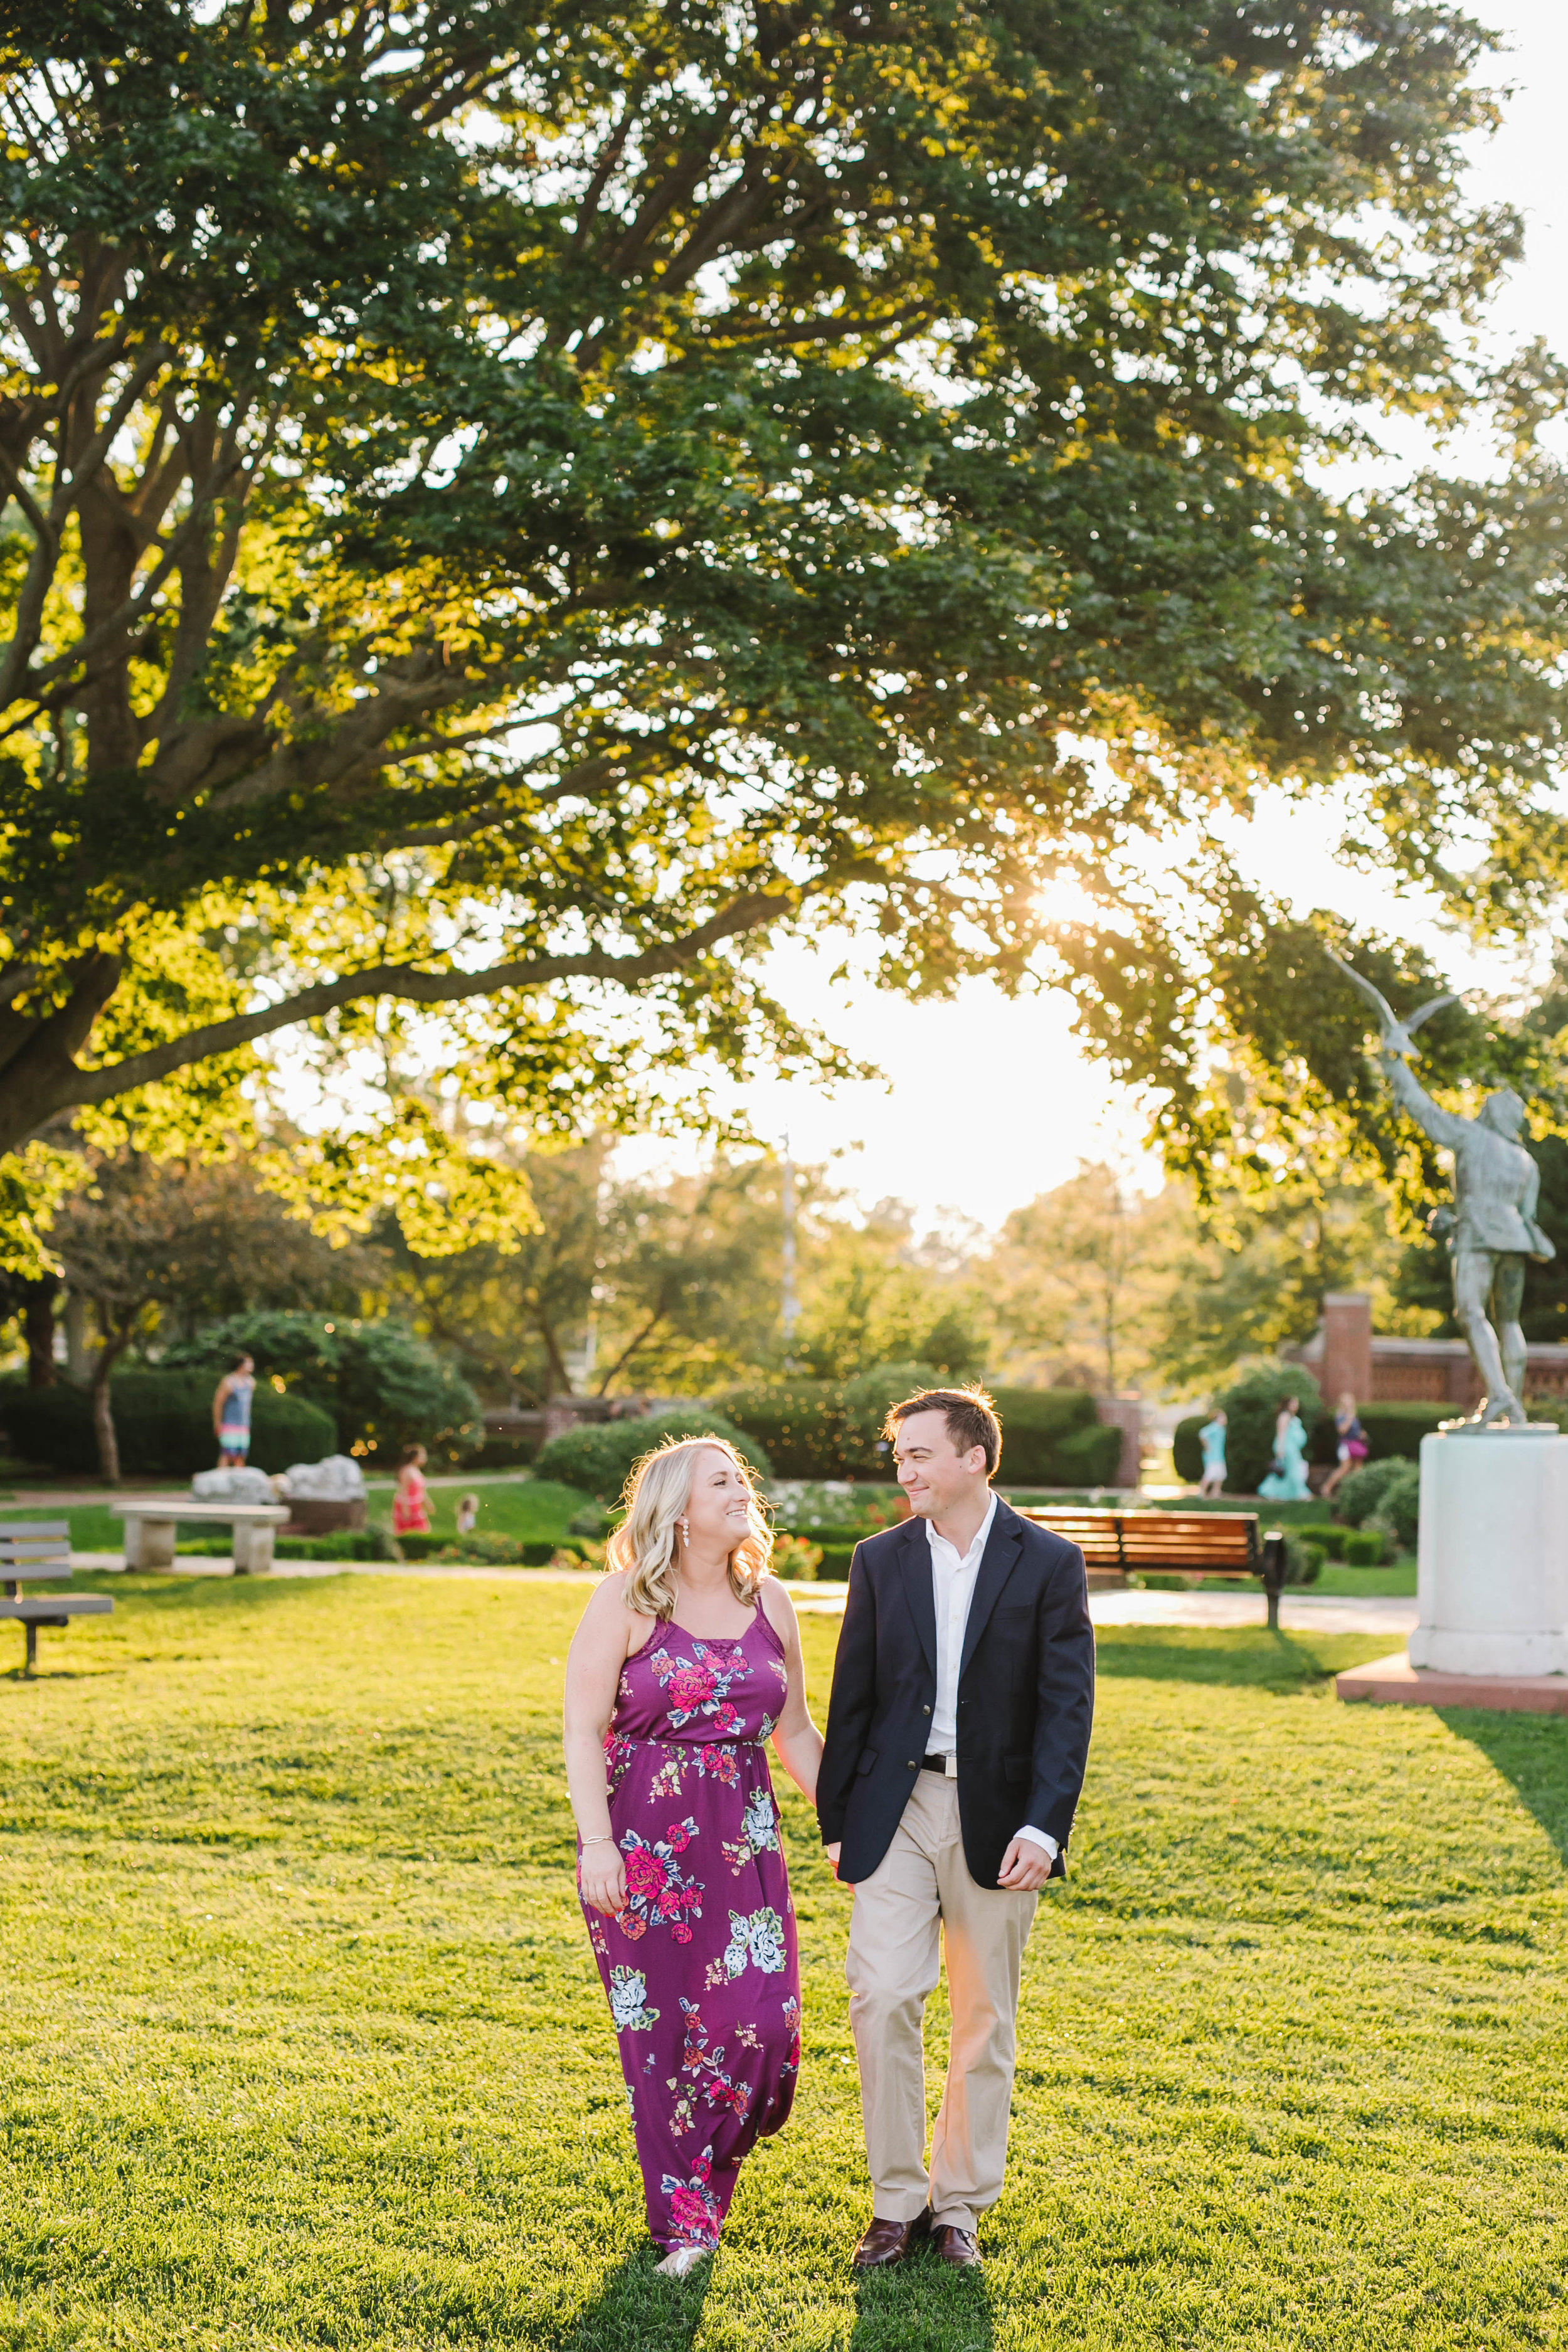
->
xmin=1409 ymin=1426 xmax=1568 ymax=1677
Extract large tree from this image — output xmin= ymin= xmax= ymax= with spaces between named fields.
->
xmin=0 ymin=0 xmax=1561 ymax=1186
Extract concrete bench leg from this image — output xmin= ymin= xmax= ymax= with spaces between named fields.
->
xmin=232 ymin=1523 xmax=276 ymax=1576
xmin=124 ymin=1516 xmax=176 ymax=1571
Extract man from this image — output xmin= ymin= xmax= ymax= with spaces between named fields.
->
xmin=817 ymin=1386 xmax=1094 ymax=2270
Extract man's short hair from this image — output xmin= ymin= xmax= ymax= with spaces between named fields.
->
xmin=884 ymin=1386 xmax=1001 ymax=1475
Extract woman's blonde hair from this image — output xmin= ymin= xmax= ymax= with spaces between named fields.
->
xmin=606 ymin=1435 xmax=772 ymax=1619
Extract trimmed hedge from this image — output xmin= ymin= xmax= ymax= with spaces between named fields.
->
xmin=723 ymin=1375 xmax=1121 ymax=1486
xmin=0 ymin=1373 xmax=336 ymax=1478
xmin=533 ymin=1411 xmax=772 ymax=1503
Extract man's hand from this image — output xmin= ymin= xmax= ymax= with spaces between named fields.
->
xmin=997 ymin=1837 xmax=1053 ymax=1892
xmin=824 ymin=1840 xmax=843 ymax=1880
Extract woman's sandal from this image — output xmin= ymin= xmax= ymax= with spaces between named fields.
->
xmin=654 ymin=2243 xmax=711 ymax=2279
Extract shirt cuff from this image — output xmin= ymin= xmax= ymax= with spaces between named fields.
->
xmin=1015 ymin=1824 xmax=1059 ymax=1860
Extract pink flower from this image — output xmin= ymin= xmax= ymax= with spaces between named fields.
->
xmin=626 ymin=1848 xmax=669 ymax=1899
xmin=669 ymin=2186 xmax=718 ymax=2242
xmin=673 ymin=1922 xmax=694 ymax=1944
xmin=710 ymin=1703 xmax=739 ymax=1734
xmin=665 ymin=1823 xmax=691 ymax=1852
xmin=657 ymin=1887 xmax=684 ymax=1918
xmin=667 ymin=1666 xmax=717 ymax=1710
xmin=701 ymin=1744 xmax=738 ymax=1783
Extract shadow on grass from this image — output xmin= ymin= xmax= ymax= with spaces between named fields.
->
xmin=1446 ymin=1711 xmax=1568 ymax=1868
xmin=848 ymin=2246 xmax=994 ymax=2352
xmin=1094 ymin=1626 xmax=1375 ymax=1693
xmin=553 ymin=2245 xmax=712 ymax=2352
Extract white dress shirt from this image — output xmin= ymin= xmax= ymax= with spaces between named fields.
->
xmin=926 ymin=1498 xmax=1057 ymax=1862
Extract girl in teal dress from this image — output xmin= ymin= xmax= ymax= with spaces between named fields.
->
xmin=1258 ymin=1397 xmax=1311 ymax=1500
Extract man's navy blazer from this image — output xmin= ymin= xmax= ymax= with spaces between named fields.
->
xmin=815 ymin=1497 xmax=1095 ymax=1888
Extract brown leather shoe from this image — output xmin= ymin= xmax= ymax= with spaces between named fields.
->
xmin=930 ymin=2223 xmax=982 ymax=2268
xmin=852 ymin=2212 xmax=929 ymax=2268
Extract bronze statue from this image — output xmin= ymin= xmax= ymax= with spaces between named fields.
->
xmin=1327 ymin=950 xmax=1554 ymax=1425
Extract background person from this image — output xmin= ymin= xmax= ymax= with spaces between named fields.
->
xmin=1258 ymin=1397 xmax=1311 ymax=1501
xmin=212 ymin=1353 xmax=255 ymax=1468
xmin=817 ymin=1387 xmax=1094 ymax=2273
xmin=393 ymin=1444 xmax=430 ymax=1535
xmin=563 ymin=1437 xmax=822 ymax=2277
xmin=1197 ymin=1408 xmax=1227 ymax=1497
xmin=455 ymin=1491 xmax=480 ymax=1536
xmin=1322 ymin=1394 xmax=1369 ymax=1500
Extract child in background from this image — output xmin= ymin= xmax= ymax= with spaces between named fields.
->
xmin=1197 ymin=1408 xmax=1227 ymax=1497
xmin=455 ymin=1491 xmax=480 ymax=1537
xmin=393 ymin=1443 xmax=431 ymax=1535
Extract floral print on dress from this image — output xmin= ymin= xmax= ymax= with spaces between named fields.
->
xmin=650 ymin=1638 xmax=750 ymax=1732
xmin=707 ymin=1904 xmax=788 ymax=1987
xmin=578 ymin=1606 xmax=801 ymax=2252
xmin=617 ymin=1819 xmax=704 ymax=1944
xmin=609 ymin=1967 xmax=660 ymax=2032
xmin=661 ymin=2145 xmax=723 ymax=2250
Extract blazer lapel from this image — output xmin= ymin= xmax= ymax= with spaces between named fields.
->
xmin=899 ymin=1520 xmax=938 ymax=1680
xmin=959 ymin=1502 xmax=1024 ymax=1682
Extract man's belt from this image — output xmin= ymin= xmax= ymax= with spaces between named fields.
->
xmin=921 ymin=1753 xmax=958 ymax=1777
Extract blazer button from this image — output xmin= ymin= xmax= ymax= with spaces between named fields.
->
xmin=906 ymin=1759 xmax=917 ymax=1769
xmin=922 ymin=1705 xmax=931 ymax=1715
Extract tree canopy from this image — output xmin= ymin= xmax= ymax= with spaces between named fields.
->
xmin=0 ymin=0 xmax=1562 ymax=1210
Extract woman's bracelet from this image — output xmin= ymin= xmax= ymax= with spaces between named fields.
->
xmin=579 ymin=1834 xmax=615 ymax=1847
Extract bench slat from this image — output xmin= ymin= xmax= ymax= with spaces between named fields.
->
xmin=1017 ymin=1506 xmax=1263 ymax=1577
xmin=0 ymin=1597 xmax=114 ymax=1617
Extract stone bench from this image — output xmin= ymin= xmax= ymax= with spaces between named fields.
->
xmin=111 ymin=1499 xmax=290 ymax=1575
xmin=0 ymin=1521 xmax=114 ymax=1672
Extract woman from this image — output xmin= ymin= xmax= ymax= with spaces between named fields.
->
xmin=393 ymin=1443 xmax=430 ymax=1535
xmin=1259 ymin=1396 xmax=1311 ymax=1500
xmin=1322 ymin=1392 xmax=1368 ymax=1500
xmin=564 ymin=1436 xmax=822 ymax=2276
xmin=212 ymin=1353 xmax=255 ymax=1468
xmin=1197 ymin=1407 xmax=1227 ymax=1498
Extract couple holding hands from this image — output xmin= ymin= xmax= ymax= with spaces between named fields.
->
xmin=564 ymin=1385 xmax=1096 ymax=2277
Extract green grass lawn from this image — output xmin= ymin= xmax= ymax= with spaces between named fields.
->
xmin=0 ymin=1478 xmax=594 ymax=1559
xmin=2 ymin=1579 xmax=1567 ymax=2348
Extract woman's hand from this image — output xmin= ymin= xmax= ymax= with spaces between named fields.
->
xmin=579 ymin=1840 xmax=628 ymax=1917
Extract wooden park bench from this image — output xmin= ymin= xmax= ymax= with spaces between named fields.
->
xmin=111 ymin=1498 xmax=290 ymax=1575
xmin=0 ymin=1521 xmax=114 ymax=1674
xmin=1016 ymin=1508 xmax=1291 ymax=1627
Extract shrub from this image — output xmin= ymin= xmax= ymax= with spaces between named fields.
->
xmin=1215 ymin=1360 xmax=1323 ymax=1494
xmin=161 ymin=1313 xmax=480 ymax=1461
xmin=770 ymin=1533 xmax=822 ymax=1582
xmin=1367 ymin=1463 xmax=1420 ymax=1553
xmin=532 ymin=1411 xmax=773 ymax=1502
xmin=1282 ymin=1535 xmax=1324 ymax=1586
xmin=1294 ymin=1521 xmax=1346 ymax=1560
xmin=1172 ymin=1415 xmax=1206 ymax=1483
xmin=1343 ymin=1529 xmax=1387 ymax=1567
xmin=0 ymin=1372 xmax=336 ymax=1478
xmin=1335 ymin=1455 xmax=1415 ymax=1527
xmin=724 ymin=1377 xmax=1121 ymax=1485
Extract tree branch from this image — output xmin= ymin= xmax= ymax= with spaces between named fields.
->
xmin=63 ymin=889 xmax=792 ymax=1113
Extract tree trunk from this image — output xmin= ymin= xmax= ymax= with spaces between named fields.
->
xmin=21 ymin=1276 xmax=58 ymax=1387
xmin=64 ymin=1291 xmax=90 ymax=1382
xmin=88 ymin=1316 xmax=137 ymax=1485
xmin=90 ymin=1363 xmax=120 ymax=1484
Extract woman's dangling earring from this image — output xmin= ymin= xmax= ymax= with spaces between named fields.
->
xmin=678 ymin=1517 xmax=689 ymax=1545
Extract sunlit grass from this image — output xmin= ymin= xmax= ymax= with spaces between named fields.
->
xmin=0 ymin=1579 xmax=1563 ymax=2348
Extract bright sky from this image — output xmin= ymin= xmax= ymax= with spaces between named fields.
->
xmin=696 ymin=0 xmax=1568 ymax=1234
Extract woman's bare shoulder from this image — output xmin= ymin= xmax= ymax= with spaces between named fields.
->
xmin=578 ymin=1567 xmax=652 ymax=1643
xmin=758 ymin=1574 xmax=801 ymax=1639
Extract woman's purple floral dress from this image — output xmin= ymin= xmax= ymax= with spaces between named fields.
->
xmin=580 ymin=1606 xmax=802 ymax=2251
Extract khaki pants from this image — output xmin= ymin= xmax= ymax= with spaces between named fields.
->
xmin=845 ymin=1773 xmax=1037 ymax=2233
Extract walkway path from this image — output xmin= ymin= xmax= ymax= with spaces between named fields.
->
xmin=66 ymin=1555 xmax=1416 ymax=1636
